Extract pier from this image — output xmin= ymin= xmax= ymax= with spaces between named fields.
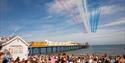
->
xmin=28 ymin=41 xmax=88 ymax=54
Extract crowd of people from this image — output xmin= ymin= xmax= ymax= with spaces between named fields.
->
xmin=0 ymin=51 xmax=125 ymax=63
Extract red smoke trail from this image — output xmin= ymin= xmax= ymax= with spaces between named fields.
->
xmin=59 ymin=0 xmax=87 ymax=32
xmin=56 ymin=0 xmax=88 ymax=33
xmin=64 ymin=2 xmax=87 ymax=33
xmin=57 ymin=0 xmax=79 ymax=24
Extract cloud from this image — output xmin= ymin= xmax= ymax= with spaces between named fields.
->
xmin=47 ymin=0 xmax=91 ymax=32
xmin=47 ymin=0 xmax=84 ymax=20
xmin=43 ymin=15 xmax=53 ymax=20
xmin=81 ymin=29 xmax=125 ymax=45
xmin=47 ymin=0 xmax=125 ymax=17
xmin=22 ymin=25 xmax=125 ymax=45
xmin=47 ymin=0 xmax=64 ymax=14
xmin=101 ymin=5 xmax=125 ymax=15
xmin=101 ymin=5 xmax=114 ymax=15
xmin=47 ymin=0 xmax=125 ymax=33
xmin=47 ymin=0 xmax=77 ymax=14
xmin=20 ymin=19 xmax=79 ymax=39
xmin=92 ymin=30 xmax=125 ymax=45
xmin=100 ymin=17 xmax=125 ymax=28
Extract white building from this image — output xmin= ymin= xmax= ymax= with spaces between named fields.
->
xmin=1 ymin=36 xmax=29 ymax=60
xmin=44 ymin=40 xmax=79 ymax=46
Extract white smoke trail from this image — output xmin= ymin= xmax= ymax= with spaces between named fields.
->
xmin=83 ymin=0 xmax=90 ymax=32
xmin=76 ymin=0 xmax=90 ymax=33
xmin=12 ymin=26 xmax=22 ymax=36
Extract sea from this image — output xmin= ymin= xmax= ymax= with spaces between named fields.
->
xmin=64 ymin=44 xmax=125 ymax=56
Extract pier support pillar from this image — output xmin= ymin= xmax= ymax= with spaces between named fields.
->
xmin=45 ymin=47 xmax=48 ymax=54
xmin=55 ymin=47 xmax=58 ymax=52
xmin=51 ymin=47 xmax=53 ymax=53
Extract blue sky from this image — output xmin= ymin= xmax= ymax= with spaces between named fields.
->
xmin=0 ymin=0 xmax=125 ymax=45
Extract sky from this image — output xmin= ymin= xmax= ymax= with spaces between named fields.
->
xmin=0 ymin=0 xmax=125 ymax=45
